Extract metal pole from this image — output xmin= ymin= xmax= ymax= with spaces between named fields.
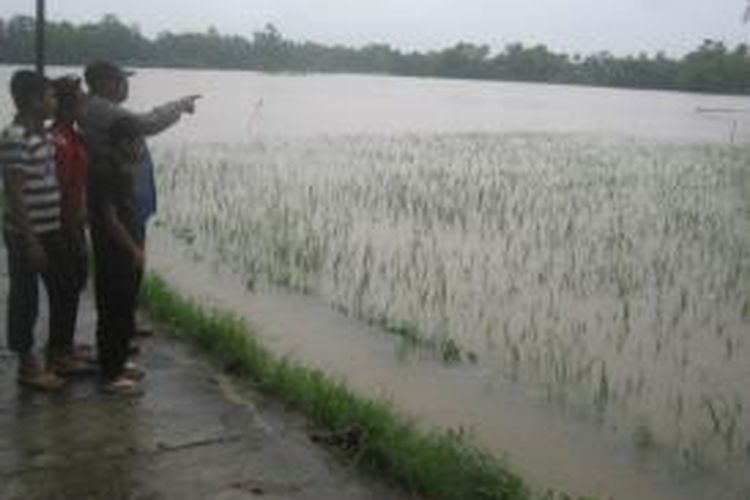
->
xmin=35 ymin=0 xmax=45 ymax=76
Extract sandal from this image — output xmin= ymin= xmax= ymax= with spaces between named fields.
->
xmin=18 ymin=361 xmax=66 ymax=392
xmin=101 ymin=376 xmax=143 ymax=396
xmin=123 ymin=361 xmax=145 ymax=381
xmin=71 ymin=343 xmax=94 ymax=362
xmin=50 ymin=355 xmax=94 ymax=377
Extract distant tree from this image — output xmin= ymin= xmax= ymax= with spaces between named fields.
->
xmin=0 ymin=14 xmax=747 ymax=95
xmin=251 ymin=23 xmax=292 ymax=70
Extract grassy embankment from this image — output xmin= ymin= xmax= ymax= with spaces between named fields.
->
xmin=140 ymin=273 xmax=538 ymax=500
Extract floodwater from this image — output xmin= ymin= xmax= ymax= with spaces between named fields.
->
xmin=148 ymin=134 xmax=750 ymax=500
xmin=129 ymin=68 xmax=750 ymax=144
xmin=2 ymin=65 xmax=749 ymax=143
xmin=148 ymin=225 xmax=743 ymax=500
xmin=1 ymin=66 xmax=750 ymax=499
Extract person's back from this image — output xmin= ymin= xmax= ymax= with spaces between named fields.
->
xmin=81 ymin=93 xmax=123 ymax=170
xmin=88 ymin=119 xmax=140 ymax=247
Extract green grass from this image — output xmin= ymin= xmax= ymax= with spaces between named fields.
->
xmin=141 ymin=273 xmax=530 ymax=500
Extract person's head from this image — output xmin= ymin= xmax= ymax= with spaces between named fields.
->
xmin=109 ymin=116 xmax=143 ymax=169
xmin=52 ymin=75 xmax=87 ymax=125
xmin=84 ymin=61 xmax=133 ymax=103
xmin=10 ymin=70 xmax=56 ymax=120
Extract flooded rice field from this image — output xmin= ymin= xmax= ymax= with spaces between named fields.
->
xmin=151 ymin=132 xmax=750 ymax=499
xmin=1 ymin=66 xmax=749 ymax=498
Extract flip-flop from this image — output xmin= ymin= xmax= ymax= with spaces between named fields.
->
xmin=50 ymin=356 xmax=95 ymax=376
xmin=71 ymin=344 xmax=94 ymax=362
xmin=101 ymin=376 xmax=143 ymax=396
xmin=18 ymin=370 xmax=66 ymax=391
xmin=123 ymin=361 xmax=145 ymax=381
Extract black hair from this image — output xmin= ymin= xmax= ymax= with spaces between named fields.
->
xmin=52 ymin=75 xmax=82 ymax=123
xmin=10 ymin=70 xmax=50 ymax=112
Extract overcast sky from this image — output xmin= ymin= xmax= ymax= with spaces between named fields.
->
xmin=1 ymin=0 xmax=748 ymax=56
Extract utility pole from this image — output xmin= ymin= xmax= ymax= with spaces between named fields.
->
xmin=35 ymin=0 xmax=45 ymax=76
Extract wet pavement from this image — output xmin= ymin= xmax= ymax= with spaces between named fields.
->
xmin=0 ymin=247 xmax=411 ymax=500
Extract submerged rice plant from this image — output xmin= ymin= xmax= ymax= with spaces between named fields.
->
xmin=153 ymin=132 xmax=750 ymax=478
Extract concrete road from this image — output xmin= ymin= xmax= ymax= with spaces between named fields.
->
xmin=0 ymin=245 xmax=412 ymax=500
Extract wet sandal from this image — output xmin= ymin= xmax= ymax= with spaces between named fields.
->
xmin=50 ymin=356 xmax=94 ymax=376
xmin=123 ymin=361 xmax=145 ymax=381
xmin=18 ymin=369 xmax=66 ymax=391
xmin=101 ymin=376 xmax=143 ymax=396
xmin=71 ymin=343 xmax=94 ymax=361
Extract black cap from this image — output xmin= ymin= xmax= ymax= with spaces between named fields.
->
xmin=84 ymin=61 xmax=135 ymax=88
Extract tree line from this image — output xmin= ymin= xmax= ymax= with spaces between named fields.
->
xmin=1 ymin=14 xmax=748 ymax=95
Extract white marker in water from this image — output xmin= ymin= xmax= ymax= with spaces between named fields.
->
xmin=247 ymin=98 xmax=265 ymax=138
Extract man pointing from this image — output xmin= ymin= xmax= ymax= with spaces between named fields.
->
xmin=80 ymin=60 xmax=199 ymax=392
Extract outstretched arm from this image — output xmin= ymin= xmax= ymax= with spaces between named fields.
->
xmin=132 ymin=95 xmax=201 ymax=136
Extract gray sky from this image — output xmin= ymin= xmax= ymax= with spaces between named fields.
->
xmin=1 ymin=0 xmax=748 ymax=56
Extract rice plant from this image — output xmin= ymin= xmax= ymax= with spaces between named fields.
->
xmin=153 ymin=132 xmax=750 ymax=481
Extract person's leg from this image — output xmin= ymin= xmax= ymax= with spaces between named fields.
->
xmin=111 ymin=269 xmax=135 ymax=374
xmin=70 ymin=226 xmax=93 ymax=360
xmin=119 ymin=257 xmax=144 ymax=379
xmin=71 ymin=225 xmax=89 ymax=293
xmin=4 ymin=229 xmax=39 ymax=358
xmin=41 ymin=231 xmax=89 ymax=375
xmin=62 ymin=226 xmax=91 ymax=357
xmin=69 ymin=225 xmax=92 ymax=360
xmin=130 ymin=222 xmax=152 ymax=342
xmin=39 ymin=232 xmax=77 ymax=360
xmin=100 ymin=253 xmax=141 ymax=395
xmin=91 ymin=230 xmax=120 ymax=380
xmin=91 ymin=228 xmax=137 ymax=384
xmin=4 ymin=229 xmax=65 ymax=390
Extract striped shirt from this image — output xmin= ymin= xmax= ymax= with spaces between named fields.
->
xmin=0 ymin=123 xmax=61 ymax=235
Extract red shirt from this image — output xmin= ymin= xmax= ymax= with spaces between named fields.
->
xmin=53 ymin=123 xmax=88 ymax=228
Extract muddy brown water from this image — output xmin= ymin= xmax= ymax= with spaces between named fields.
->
xmin=149 ymin=229 xmax=744 ymax=500
xmin=2 ymin=66 xmax=750 ymax=143
xmin=148 ymin=132 xmax=750 ymax=500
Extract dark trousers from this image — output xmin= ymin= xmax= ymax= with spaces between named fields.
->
xmin=63 ymin=225 xmax=89 ymax=294
xmin=130 ymin=222 xmax=147 ymax=341
xmin=61 ymin=225 xmax=89 ymax=346
xmin=90 ymin=228 xmax=137 ymax=379
xmin=4 ymin=228 xmax=78 ymax=360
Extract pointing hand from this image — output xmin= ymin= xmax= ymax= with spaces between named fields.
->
xmin=180 ymin=94 xmax=202 ymax=114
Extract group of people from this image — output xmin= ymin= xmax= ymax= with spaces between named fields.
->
xmin=1 ymin=62 xmax=200 ymax=395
